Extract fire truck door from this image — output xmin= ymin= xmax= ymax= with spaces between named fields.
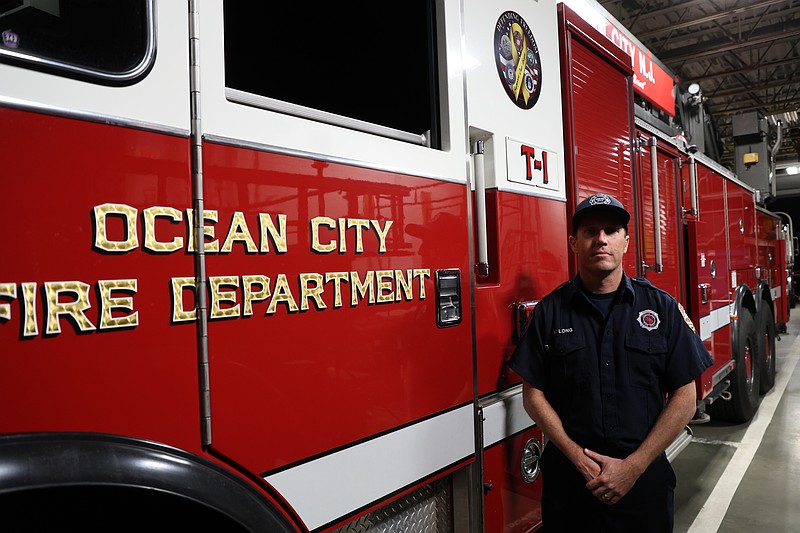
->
xmin=0 ymin=1 xmax=197 ymax=445
xmin=464 ymin=0 xmax=568 ymax=531
xmin=635 ymin=131 xmax=684 ymax=301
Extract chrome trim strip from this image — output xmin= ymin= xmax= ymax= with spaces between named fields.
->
xmin=0 ymin=95 xmax=189 ymax=138
xmin=479 ymin=384 xmax=523 ymax=408
xmin=202 ymin=133 xmax=464 ymax=184
xmin=699 ymin=304 xmax=732 ymax=341
xmin=264 ymin=404 xmax=475 ymax=531
xmin=0 ymin=0 xmax=156 ymax=83
xmin=480 ymin=385 xmax=535 ymax=448
xmin=225 ymin=87 xmax=427 ymax=146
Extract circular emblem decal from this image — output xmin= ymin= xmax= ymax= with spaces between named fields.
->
xmin=494 ymin=11 xmax=542 ymax=110
xmin=637 ymin=309 xmax=661 ymax=331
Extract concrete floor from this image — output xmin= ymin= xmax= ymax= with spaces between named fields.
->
xmin=672 ymin=305 xmax=800 ymax=532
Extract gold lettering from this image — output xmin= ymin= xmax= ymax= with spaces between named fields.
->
xmin=348 ymin=218 xmax=370 ymax=253
xmin=338 ymin=218 xmax=347 ymax=252
xmin=311 ymin=217 xmax=336 ymax=253
xmin=171 ymin=277 xmax=197 ymax=322
xmin=45 ymin=281 xmax=95 ymax=335
xmin=376 ymin=270 xmax=394 ymax=303
xmin=210 ymin=276 xmax=240 ymax=318
xmin=143 ymin=206 xmax=184 ymax=253
xmin=395 ymin=269 xmax=414 ymax=301
xmin=21 ymin=282 xmax=37 ymax=337
xmin=221 ymin=212 xmax=258 ymax=253
xmin=1 ymin=283 xmax=46 ymax=337
xmin=351 ymin=271 xmax=375 ymax=305
xmin=266 ymin=274 xmax=299 ymax=314
xmin=98 ymin=279 xmax=138 ymax=329
xmin=93 ymin=203 xmax=138 ymax=252
xmin=242 ymin=275 xmax=270 ymax=316
xmin=186 ymin=209 xmax=220 ymax=253
xmin=0 ymin=283 xmax=15 ymax=321
xmin=325 ymin=272 xmax=349 ymax=308
xmin=372 ymin=219 xmax=393 ymax=253
xmin=299 ymin=273 xmax=326 ymax=311
xmin=413 ymin=269 xmax=431 ymax=299
xmin=259 ymin=213 xmax=288 ymax=253
xmin=88 ymin=206 xmax=396 ymax=257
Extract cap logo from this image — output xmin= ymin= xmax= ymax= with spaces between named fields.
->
xmin=637 ymin=309 xmax=660 ymax=331
xmin=588 ymin=194 xmax=612 ymax=206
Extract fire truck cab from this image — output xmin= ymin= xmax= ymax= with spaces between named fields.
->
xmin=0 ymin=1 xmax=791 ymax=531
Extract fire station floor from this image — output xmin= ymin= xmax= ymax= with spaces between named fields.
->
xmin=672 ymin=305 xmax=800 ymax=533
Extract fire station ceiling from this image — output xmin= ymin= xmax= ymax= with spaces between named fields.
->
xmin=598 ymin=0 xmax=800 ymax=195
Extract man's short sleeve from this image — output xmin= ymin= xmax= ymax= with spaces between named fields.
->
xmin=662 ymin=298 xmax=713 ymax=391
xmin=508 ymin=302 xmax=549 ymax=391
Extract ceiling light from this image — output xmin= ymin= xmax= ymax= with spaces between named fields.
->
xmin=766 ymin=110 xmax=799 ymax=127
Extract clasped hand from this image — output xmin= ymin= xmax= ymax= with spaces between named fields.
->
xmin=579 ymin=448 xmax=641 ymax=505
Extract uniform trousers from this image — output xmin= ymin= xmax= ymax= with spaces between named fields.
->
xmin=539 ymin=445 xmax=676 ymax=533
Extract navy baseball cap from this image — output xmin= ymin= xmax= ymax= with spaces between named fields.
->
xmin=572 ymin=193 xmax=631 ymax=231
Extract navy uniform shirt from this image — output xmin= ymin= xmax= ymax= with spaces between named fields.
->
xmin=509 ymin=274 xmax=712 ymax=457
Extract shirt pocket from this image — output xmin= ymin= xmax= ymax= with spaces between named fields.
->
xmin=625 ymin=332 xmax=668 ymax=389
xmin=548 ymin=334 xmax=588 ymax=384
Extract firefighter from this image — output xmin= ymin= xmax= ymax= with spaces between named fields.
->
xmin=509 ymin=193 xmax=712 ymax=532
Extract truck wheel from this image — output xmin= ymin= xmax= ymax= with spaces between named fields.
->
xmin=757 ymin=306 xmax=777 ymax=394
xmin=708 ymin=310 xmax=760 ymax=422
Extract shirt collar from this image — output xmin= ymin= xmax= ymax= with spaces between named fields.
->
xmin=567 ymin=273 xmax=636 ymax=305
xmin=620 ymin=274 xmax=635 ymax=304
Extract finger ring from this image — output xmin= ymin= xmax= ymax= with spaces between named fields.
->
xmin=603 ymin=494 xmax=611 ymax=500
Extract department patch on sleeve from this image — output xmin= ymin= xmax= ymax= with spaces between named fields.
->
xmin=678 ymin=302 xmax=697 ymax=334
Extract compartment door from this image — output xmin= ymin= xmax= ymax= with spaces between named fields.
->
xmin=560 ymin=6 xmax=637 ymax=276
xmin=635 ymin=130 xmax=684 ymax=301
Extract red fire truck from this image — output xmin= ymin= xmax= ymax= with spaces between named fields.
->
xmin=0 ymin=1 xmax=791 ymax=531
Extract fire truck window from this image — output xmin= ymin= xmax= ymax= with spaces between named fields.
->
xmin=0 ymin=0 xmax=152 ymax=84
xmin=224 ymin=1 xmax=441 ymax=148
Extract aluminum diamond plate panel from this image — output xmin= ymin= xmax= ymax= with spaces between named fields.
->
xmin=332 ymin=479 xmax=452 ymax=533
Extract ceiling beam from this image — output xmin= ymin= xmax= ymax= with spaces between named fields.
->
xmin=636 ymin=0 xmax=791 ymax=39
xmin=600 ymin=0 xmax=722 ymax=26
xmin=708 ymin=97 xmax=800 ymax=116
xmin=659 ymin=28 xmax=800 ymax=63
xmin=682 ymin=55 xmax=800 ymax=83
xmin=706 ymin=78 xmax=800 ymax=99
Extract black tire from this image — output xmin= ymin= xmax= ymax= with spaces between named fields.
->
xmin=707 ymin=310 xmax=760 ymax=423
xmin=757 ymin=306 xmax=777 ymax=394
